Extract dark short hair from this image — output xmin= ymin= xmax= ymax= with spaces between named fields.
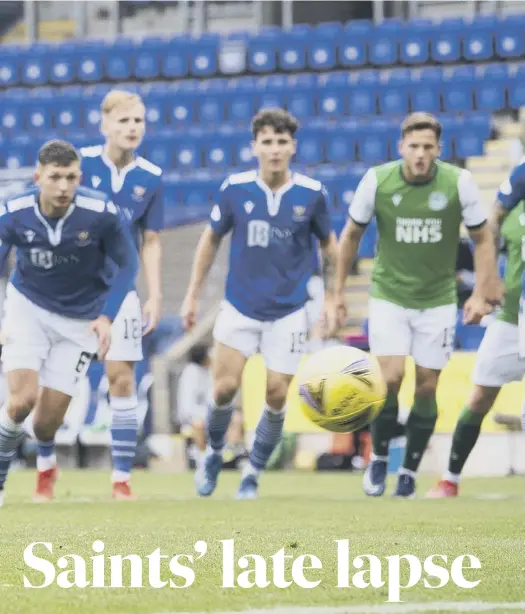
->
xmin=401 ymin=112 xmax=442 ymax=140
xmin=38 ymin=140 xmax=80 ymax=167
xmin=251 ymin=108 xmax=299 ymax=139
xmin=189 ymin=344 xmax=209 ymax=366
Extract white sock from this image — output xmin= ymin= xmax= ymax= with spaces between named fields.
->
xmin=37 ymin=454 xmax=57 ymax=472
xmin=112 ymin=469 xmax=131 ymax=483
xmin=399 ymin=467 xmax=416 ymax=479
xmin=444 ymin=470 xmax=460 ymax=484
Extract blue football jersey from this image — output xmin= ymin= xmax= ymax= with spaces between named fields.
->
xmin=0 ymin=187 xmax=138 ymax=321
xmin=210 ymin=170 xmax=332 ymax=321
xmin=497 ymin=158 xmax=525 ymax=211
xmin=79 ymin=145 xmax=164 ymax=250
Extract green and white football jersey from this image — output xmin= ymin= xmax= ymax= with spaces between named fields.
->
xmin=350 ymin=160 xmax=487 ymax=309
xmin=498 ymin=201 xmax=525 ymax=326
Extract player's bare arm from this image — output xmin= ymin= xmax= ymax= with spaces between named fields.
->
xmin=141 ymin=229 xmax=162 ymax=334
xmin=181 ymin=226 xmax=223 ymax=330
xmin=489 ymin=201 xmax=509 ymax=251
xmin=334 ymin=219 xmax=366 ymax=326
xmin=319 ymin=232 xmax=338 ymax=336
xmin=463 ymin=222 xmax=504 ymax=324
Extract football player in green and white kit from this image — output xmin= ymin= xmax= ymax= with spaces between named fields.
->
xmin=428 ymin=165 xmax=525 ymax=497
xmin=334 ymin=112 xmax=502 ymax=498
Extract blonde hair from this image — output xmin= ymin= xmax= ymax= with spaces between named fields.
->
xmin=101 ymin=90 xmax=144 ymax=115
xmin=401 ymin=112 xmax=442 ymax=139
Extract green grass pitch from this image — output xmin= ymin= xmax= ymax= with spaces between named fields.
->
xmin=0 ymin=470 xmax=522 ymax=614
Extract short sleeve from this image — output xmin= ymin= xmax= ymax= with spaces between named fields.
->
xmin=458 ymin=169 xmax=487 ymax=228
xmin=348 ymin=169 xmax=377 ymax=225
xmin=142 ymin=182 xmax=164 ymax=232
xmin=497 ymin=163 xmax=525 ymax=212
xmin=310 ymin=186 xmax=332 ymax=241
xmin=209 ymin=179 xmax=234 ymax=236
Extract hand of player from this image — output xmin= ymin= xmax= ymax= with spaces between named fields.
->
xmin=181 ymin=294 xmax=198 ymax=331
xmin=462 ymin=294 xmax=493 ymax=325
xmin=321 ymin=296 xmax=338 ymax=338
xmin=142 ymin=295 xmax=162 ymax=336
xmin=334 ymin=291 xmax=348 ymax=330
xmin=89 ymin=316 xmax=112 ymax=361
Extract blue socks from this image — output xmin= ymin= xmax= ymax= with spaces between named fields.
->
xmin=0 ymin=407 xmax=25 ymax=491
xmin=110 ymin=395 xmax=138 ymax=482
xmin=206 ymin=402 xmax=234 ymax=452
xmin=248 ymin=405 xmax=286 ymax=473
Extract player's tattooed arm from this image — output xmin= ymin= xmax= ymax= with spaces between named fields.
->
xmin=320 ymin=233 xmax=337 ymax=295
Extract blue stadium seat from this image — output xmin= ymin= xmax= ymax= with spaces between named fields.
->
xmin=21 ymin=48 xmax=49 ymax=86
xmin=167 ymin=95 xmax=196 ymax=126
xmin=378 ymin=86 xmax=409 ymax=116
xmin=359 ymin=134 xmax=388 ymax=164
xmin=198 ymin=95 xmax=226 ymax=123
xmin=410 ymin=87 xmax=441 ymax=114
xmin=463 ymin=111 xmax=492 ymax=139
xmin=495 ymin=27 xmax=525 ymax=59
xmin=144 ymin=94 xmax=167 ymax=128
xmin=338 ymin=36 xmax=367 ymax=67
xmin=143 ymin=134 xmax=174 ymax=169
xmin=175 ymin=138 xmax=201 ymax=170
xmin=462 ymin=30 xmax=494 ymax=61
xmin=307 ymin=37 xmax=337 ymax=71
xmin=55 ymin=101 xmax=82 ymax=131
xmin=325 ymin=126 xmax=356 ymax=163
xmin=442 ymin=84 xmax=473 ymax=113
xmin=204 ymin=138 xmax=232 ymax=169
xmin=247 ymin=40 xmax=277 ymax=73
xmin=318 ymin=86 xmax=346 ymax=117
xmin=161 ymin=40 xmax=189 ymax=78
xmin=348 ymin=86 xmax=376 ymax=116
xmin=231 ymin=132 xmax=254 ymax=167
xmin=83 ymin=98 xmax=103 ymax=133
xmin=226 ymin=92 xmax=256 ymax=123
xmin=134 ymin=37 xmax=165 ymax=79
xmin=296 ymin=129 xmax=324 ymax=165
xmin=369 ymin=36 xmax=399 ymax=66
xmin=189 ymin=39 xmax=218 ymax=77
xmin=49 ymin=44 xmax=77 ymax=84
xmin=440 ymin=132 xmax=453 ymax=161
xmin=456 ymin=131 xmax=484 ymax=158
xmin=286 ymin=77 xmax=316 ymax=118
xmin=509 ymin=79 xmax=525 ymax=110
xmin=400 ymin=22 xmax=433 ymax=65
xmin=419 ymin=66 xmax=444 ymax=84
xmin=474 ymin=81 xmax=506 ymax=112
xmin=105 ymin=38 xmax=135 ymax=81
xmin=431 ymin=33 xmax=461 ymax=63
xmin=278 ymin=35 xmax=307 ymax=71
xmin=77 ymin=44 xmax=105 ymax=82
xmin=0 ymin=47 xmax=19 ymax=86
xmin=0 ymin=105 xmax=22 ymax=133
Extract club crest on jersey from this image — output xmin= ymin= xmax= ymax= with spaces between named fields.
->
xmin=24 ymin=230 xmax=35 ymax=243
xmin=132 ymin=186 xmax=146 ymax=202
xmin=392 ymin=194 xmax=402 ymax=206
xmin=76 ymin=230 xmax=91 ymax=246
xmin=91 ymin=176 xmax=101 ymax=189
xmin=293 ymin=205 xmax=307 ymax=221
xmin=244 ymin=201 xmax=254 ymax=214
xmin=428 ymin=191 xmax=448 ymax=211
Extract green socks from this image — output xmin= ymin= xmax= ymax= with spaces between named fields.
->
xmin=448 ymin=407 xmax=485 ymax=476
xmin=403 ymin=396 xmax=438 ymax=472
xmin=371 ymin=392 xmax=399 ymax=457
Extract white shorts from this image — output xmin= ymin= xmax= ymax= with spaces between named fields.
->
xmin=305 ymin=275 xmax=325 ymax=331
xmin=1 ymin=284 xmax=98 ymax=396
xmin=213 ymin=301 xmax=308 ymax=375
xmin=368 ymin=297 xmax=457 ymax=370
xmin=105 ymin=291 xmax=143 ymax=362
xmin=472 ymin=319 xmax=525 ymax=387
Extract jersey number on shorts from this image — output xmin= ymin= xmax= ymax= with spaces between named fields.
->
xmin=75 ymin=351 xmax=92 ymax=374
xmin=290 ymin=332 xmax=307 ymax=354
xmin=247 ymin=220 xmax=270 ymax=248
xmin=124 ymin=318 xmax=141 ymax=340
xmin=441 ymin=327 xmax=455 ymax=353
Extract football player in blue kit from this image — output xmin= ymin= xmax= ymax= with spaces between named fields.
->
xmin=0 ymin=140 xmax=138 ymax=508
xmin=33 ymin=90 xmax=164 ymax=501
xmin=181 ymin=109 xmax=338 ymax=499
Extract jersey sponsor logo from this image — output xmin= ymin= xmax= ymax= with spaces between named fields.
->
xmin=392 ymin=194 xmax=402 ymax=207
xmin=210 ymin=204 xmax=221 ymax=222
xmin=29 ymin=248 xmax=80 ymax=269
xmin=120 ymin=207 xmax=133 ymax=222
xmin=243 ymin=200 xmax=254 ymax=214
xmin=395 ymin=217 xmax=443 ymax=244
xmin=91 ymin=176 xmax=101 ymax=189
xmin=24 ymin=230 xmax=35 ymax=243
xmin=246 ymin=219 xmax=293 ymax=248
xmin=428 ymin=191 xmax=448 ymax=211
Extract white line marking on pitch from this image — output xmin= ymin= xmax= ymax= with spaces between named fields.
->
xmin=147 ymin=601 xmax=525 ymax=614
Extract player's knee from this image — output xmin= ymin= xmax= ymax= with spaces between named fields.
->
xmin=384 ymin=372 xmax=404 ymax=395
xmin=33 ymin=417 xmax=62 ymax=442
xmin=213 ymin=376 xmax=238 ymax=407
xmin=415 ymin=380 xmax=438 ymax=400
xmin=467 ymin=386 xmax=495 ymax=416
xmin=265 ymin=380 xmax=288 ymax=411
xmin=107 ymin=369 xmax=135 ymax=398
xmin=7 ymin=392 xmax=37 ymax=421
